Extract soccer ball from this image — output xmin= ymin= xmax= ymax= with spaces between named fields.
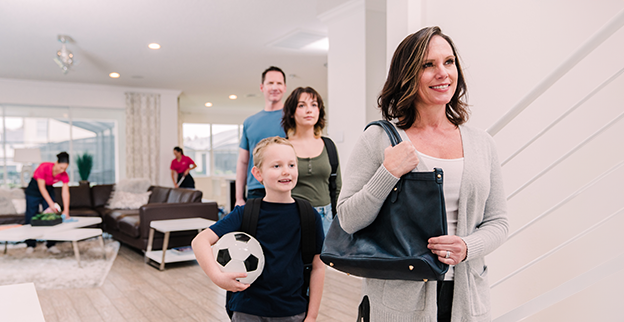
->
xmin=212 ymin=232 xmax=265 ymax=284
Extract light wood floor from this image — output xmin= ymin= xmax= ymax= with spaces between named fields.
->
xmin=36 ymin=244 xmax=362 ymax=321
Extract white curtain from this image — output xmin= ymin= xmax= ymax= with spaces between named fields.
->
xmin=125 ymin=92 xmax=160 ymax=184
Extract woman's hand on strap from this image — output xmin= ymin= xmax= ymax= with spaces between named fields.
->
xmin=382 ymin=141 xmax=420 ymax=178
xmin=428 ymin=235 xmax=467 ymax=265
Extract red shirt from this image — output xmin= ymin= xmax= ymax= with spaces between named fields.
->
xmin=33 ymin=162 xmax=69 ymax=185
xmin=170 ymin=155 xmax=195 ymax=174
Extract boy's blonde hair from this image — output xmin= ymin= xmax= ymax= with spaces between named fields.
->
xmin=252 ymin=136 xmax=295 ymax=169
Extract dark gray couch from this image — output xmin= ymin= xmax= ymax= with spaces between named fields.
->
xmin=0 ymin=184 xmax=218 ymax=252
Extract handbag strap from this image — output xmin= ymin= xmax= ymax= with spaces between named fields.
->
xmin=365 ymin=120 xmax=402 ymax=147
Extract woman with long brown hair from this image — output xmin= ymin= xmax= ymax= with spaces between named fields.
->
xmin=282 ymin=87 xmax=341 ymax=235
xmin=337 ymin=27 xmax=508 ymax=321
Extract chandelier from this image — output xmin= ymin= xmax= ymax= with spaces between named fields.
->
xmin=53 ymin=35 xmax=74 ymax=74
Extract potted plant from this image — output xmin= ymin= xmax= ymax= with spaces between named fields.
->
xmin=76 ymin=152 xmax=93 ymax=185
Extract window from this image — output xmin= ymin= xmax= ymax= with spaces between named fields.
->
xmin=183 ymin=123 xmax=242 ymax=177
xmin=69 ymin=119 xmax=117 ymax=184
xmin=0 ymin=105 xmax=122 ymax=186
xmin=36 ymin=119 xmax=48 ymax=139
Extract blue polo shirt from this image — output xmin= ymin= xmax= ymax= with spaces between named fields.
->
xmin=210 ymin=201 xmax=324 ymax=317
xmin=239 ymin=109 xmax=286 ymax=191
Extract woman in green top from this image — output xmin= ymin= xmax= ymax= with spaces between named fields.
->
xmin=282 ymin=87 xmax=342 ymax=235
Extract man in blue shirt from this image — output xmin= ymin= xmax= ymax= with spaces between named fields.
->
xmin=235 ymin=66 xmax=287 ymax=206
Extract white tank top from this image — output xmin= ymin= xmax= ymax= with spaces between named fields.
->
xmin=418 ymin=152 xmax=463 ymax=280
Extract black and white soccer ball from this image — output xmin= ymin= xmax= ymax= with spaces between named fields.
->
xmin=212 ymin=232 xmax=265 ymax=284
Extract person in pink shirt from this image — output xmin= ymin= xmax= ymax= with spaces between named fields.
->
xmin=171 ymin=146 xmax=197 ymax=188
xmin=24 ymin=151 xmax=71 ymax=254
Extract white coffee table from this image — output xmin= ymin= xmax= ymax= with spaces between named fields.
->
xmin=145 ymin=217 xmax=215 ymax=271
xmin=0 ymin=216 xmax=102 ymax=254
xmin=41 ymin=228 xmax=105 ymax=267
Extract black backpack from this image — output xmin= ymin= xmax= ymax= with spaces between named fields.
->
xmin=321 ymin=137 xmax=339 ymax=217
xmin=225 ymin=197 xmax=317 ymax=318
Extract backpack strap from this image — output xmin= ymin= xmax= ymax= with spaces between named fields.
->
xmin=321 ymin=136 xmax=339 ymax=217
xmin=241 ymin=198 xmax=262 ymax=236
xmin=295 ymin=198 xmax=316 ymax=300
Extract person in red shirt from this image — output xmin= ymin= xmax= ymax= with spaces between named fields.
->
xmin=171 ymin=146 xmax=197 ymax=188
xmin=24 ymin=151 xmax=71 ymax=254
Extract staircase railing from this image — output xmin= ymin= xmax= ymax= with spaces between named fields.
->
xmin=487 ymin=8 xmax=624 ymax=136
xmin=492 ymin=205 xmax=624 ymax=288
xmin=487 ymin=7 xmax=624 ymax=322
xmin=506 ymin=109 xmax=624 ymax=200
xmin=494 ymin=253 xmax=624 ymax=322
xmin=500 ymin=66 xmax=624 ymax=167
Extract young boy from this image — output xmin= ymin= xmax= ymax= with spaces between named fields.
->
xmin=192 ymin=136 xmax=326 ymax=322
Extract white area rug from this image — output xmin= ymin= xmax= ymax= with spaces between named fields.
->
xmin=0 ymin=238 xmax=119 ymax=290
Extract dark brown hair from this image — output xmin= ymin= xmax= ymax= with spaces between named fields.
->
xmin=378 ymin=26 xmax=469 ymax=129
xmin=261 ymin=66 xmax=286 ymax=85
xmin=281 ymin=87 xmax=326 ymax=137
xmin=56 ymin=152 xmax=69 ymax=164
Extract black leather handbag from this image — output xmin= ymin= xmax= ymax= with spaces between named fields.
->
xmin=320 ymin=120 xmax=449 ymax=281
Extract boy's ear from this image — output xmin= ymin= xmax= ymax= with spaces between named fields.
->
xmin=251 ymin=166 xmax=263 ymax=185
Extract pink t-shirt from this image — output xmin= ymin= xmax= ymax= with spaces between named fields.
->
xmin=170 ymin=155 xmax=195 ymax=174
xmin=33 ymin=162 xmax=69 ymax=185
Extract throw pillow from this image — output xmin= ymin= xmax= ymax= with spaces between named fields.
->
xmin=115 ymin=178 xmax=152 ymax=193
xmin=5 ymin=188 xmax=26 ymax=199
xmin=107 ymin=191 xmax=152 ymax=210
xmin=0 ymin=188 xmax=18 ymax=215
xmin=11 ymin=199 xmax=26 ymax=214
xmin=106 ymin=178 xmax=152 ymax=208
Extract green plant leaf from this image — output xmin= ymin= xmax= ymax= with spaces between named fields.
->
xmin=76 ymin=152 xmax=93 ymax=181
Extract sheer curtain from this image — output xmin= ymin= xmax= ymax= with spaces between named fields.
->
xmin=125 ymin=93 xmax=160 ymax=184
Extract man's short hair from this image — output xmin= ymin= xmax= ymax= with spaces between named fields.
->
xmin=261 ymin=66 xmax=286 ymax=84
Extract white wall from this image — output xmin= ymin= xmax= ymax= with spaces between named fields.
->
xmin=319 ymin=0 xmax=387 ymax=164
xmin=0 ymin=77 xmax=181 ymax=187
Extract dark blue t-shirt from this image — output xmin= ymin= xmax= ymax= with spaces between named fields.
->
xmin=209 ymin=200 xmax=325 ymax=317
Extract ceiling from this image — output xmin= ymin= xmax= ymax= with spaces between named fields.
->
xmin=0 ymin=0 xmax=331 ymax=113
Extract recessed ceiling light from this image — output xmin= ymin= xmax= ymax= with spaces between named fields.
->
xmin=229 ymin=95 xmax=237 ymax=100
xmin=302 ymin=37 xmax=329 ymax=51
xmin=205 ymin=102 xmax=213 ymax=107
xmin=148 ymin=43 xmax=161 ymax=50
xmin=109 ymin=72 xmax=120 ymax=78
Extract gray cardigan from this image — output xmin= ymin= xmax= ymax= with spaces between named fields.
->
xmin=337 ymin=122 xmax=508 ymax=321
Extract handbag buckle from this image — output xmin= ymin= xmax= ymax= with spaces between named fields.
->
xmin=390 ymin=180 xmax=402 ymax=203
xmin=434 ymin=168 xmax=443 ymax=184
